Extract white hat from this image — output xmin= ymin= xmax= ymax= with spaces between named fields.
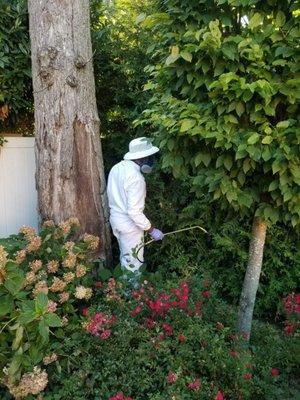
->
xmin=124 ymin=137 xmax=159 ymax=160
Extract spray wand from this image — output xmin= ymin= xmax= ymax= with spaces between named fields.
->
xmin=135 ymin=225 xmax=208 ymax=263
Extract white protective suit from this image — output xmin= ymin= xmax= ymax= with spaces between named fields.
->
xmin=107 ymin=159 xmax=151 ymax=272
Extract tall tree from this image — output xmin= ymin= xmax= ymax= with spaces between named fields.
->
xmin=28 ymin=0 xmax=111 ymax=262
xmin=139 ymin=0 xmax=300 ymax=338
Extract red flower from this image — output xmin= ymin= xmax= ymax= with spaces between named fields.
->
xmin=162 ymin=323 xmax=173 ymax=336
xmin=178 ymin=333 xmax=186 ymax=343
xmin=95 ymin=281 xmax=102 ymax=289
xmin=243 ymin=373 xmax=252 ymax=380
xmin=215 ymin=391 xmax=224 ymax=400
xmin=100 ymin=329 xmax=111 ymax=340
xmin=202 ymin=290 xmax=210 ymax=298
xmin=283 ymin=292 xmax=300 ymax=315
xmin=284 ymin=321 xmax=299 ymax=335
xmin=130 ymin=304 xmax=144 ymax=317
xmin=229 ymin=350 xmax=238 ymax=358
xmin=187 ymin=379 xmax=201 ymax=391
xmin=109 ymin=392 xmax=133 ymax=400
xmin=82 ymin=307 xmax=89 ymax=316
xmin=166 ymin=372 xmax=177 ymax=384
xmin=144 ymin=318 xmax=156 ymax=329
xmin=271 ymin=368 xmax=280 ymax=377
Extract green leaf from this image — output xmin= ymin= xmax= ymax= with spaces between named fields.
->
xmin=249 ymin=13 xmax=263 ymax=30
xmin=195 ymin=153 xmax=211 ymax=167
xmin=8 ymin=355 xmax=23 ymax=376
xmin=165 ymin=54 xmax=179 ymax=66
xmin=262 ymin=136 xmax=273 ymax=144
xmin=0 ymin=295 xmax=14 ymax=316
xmin=38 ymin=318 xmax=49 ymax=342
xmin=224 ymin=156 xmax=233 ymax=171
xmin=180 ymin=119 xmax=196 ymax=132
xmin=4 ymin=270 xmax=24 ymax=296
xmin=29 ymin=345 xmax=44 ymax=365
xmin=276 ymin=120 xmax=290 ymax=129
xmin=44 ymin=313 xmax=62 ymax=328
xmin=35 ymin=293 xmax=48 ymax=314
xmin=275 ymin=11 xmax=286 ymax=27
xmin=98 ymin=268 xmax=112 ymax=282
xmin=247 ymin=133 xmax=260 ymax=145
xmin=222 ymin=43 xmax=236 ymax=60
xmin=18 ymin=310 xmax=36 ymax=325
xmin=180 ymin=51 xmax=192 ymax=62
xmin=269 ymin=180 xmax=279 ymax=191
xmin=238 ymin=192 xmax=253 ymax=208
xmin=12 ymin=325 xmax=24 ymax=350
xmin=235 ymin=102 xmax=245 ymax=117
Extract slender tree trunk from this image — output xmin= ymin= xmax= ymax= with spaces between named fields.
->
xmin=237 ymin=216 xmax=267 ymax=339
xmin=28 ymin=0 xmax=111 ymax=264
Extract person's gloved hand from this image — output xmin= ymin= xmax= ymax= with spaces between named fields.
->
xmin=149 ymin=228 xmax=164 ymax=241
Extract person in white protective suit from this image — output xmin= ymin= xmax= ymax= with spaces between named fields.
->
xmin=107 ymin=137 xmax=164 ymax=282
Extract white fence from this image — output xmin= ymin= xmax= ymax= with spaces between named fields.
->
xmin=0 ymin=137 xmax=38 ymax=238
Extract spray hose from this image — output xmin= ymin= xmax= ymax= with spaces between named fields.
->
xmin=135 ymin=225 xmax=208 ymax=263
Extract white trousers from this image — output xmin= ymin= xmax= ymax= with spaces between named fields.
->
xmin=112 ymin=226 xmax=144 ymax=272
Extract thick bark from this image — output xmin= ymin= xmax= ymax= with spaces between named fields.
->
xmin=28 ymin=0 xmax=111 ymax=263
xmin=237 ymin=216 xmax=267 ymax=339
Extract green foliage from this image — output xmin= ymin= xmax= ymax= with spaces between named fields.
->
xmin=0 ymin=219 xmax=98 ymax=398
xmin=0 ymin=0 xmax=32 ymax=128
xmin=90 ymin=0 xmax=155 ymax=169
xmin=144 ymin=174 xmax=299 ymax=317
xmin=138 ymin=0 xmax=300 ymax=226
xmin=38 ymin=276 xmax=299 ymax=399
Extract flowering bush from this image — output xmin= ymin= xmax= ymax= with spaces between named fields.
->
xmin=38 ymin=276 xmax=299 ymax=400
xmin=0 ymin=219 xmax=99 ymax=398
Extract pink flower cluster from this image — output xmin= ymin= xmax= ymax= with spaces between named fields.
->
xmin=109 ymin=392 xmax=133 ymax=400
xmin=284 ymin=320 xmax=299 ymax=335
xmin=133 ymin=281 xmax=190 ymax=319
xmin=85 ymin=312 xmax=116 ymax=340
xmin=282 ymin=292 xmax=300 ymax=336
xmin=283 ymin=293 xmax=300 ymax=315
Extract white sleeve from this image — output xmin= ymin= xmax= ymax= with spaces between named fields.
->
xmin=126 ymin=178 xmax=151 ymax=231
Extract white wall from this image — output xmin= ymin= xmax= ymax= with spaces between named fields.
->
xmin=0 ymin=137 xmax=38 ymax=238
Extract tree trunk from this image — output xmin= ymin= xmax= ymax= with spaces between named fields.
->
xmin=28 ymin=0 xmax=111 ymax=264
xmin=237 ymin=216 xmax=267 ymax=339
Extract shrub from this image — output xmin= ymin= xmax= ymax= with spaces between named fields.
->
xmin=0 ymin=219 xmax=99 ymax=398
xmin=41 ymin=275 xmax=299 ymax=400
